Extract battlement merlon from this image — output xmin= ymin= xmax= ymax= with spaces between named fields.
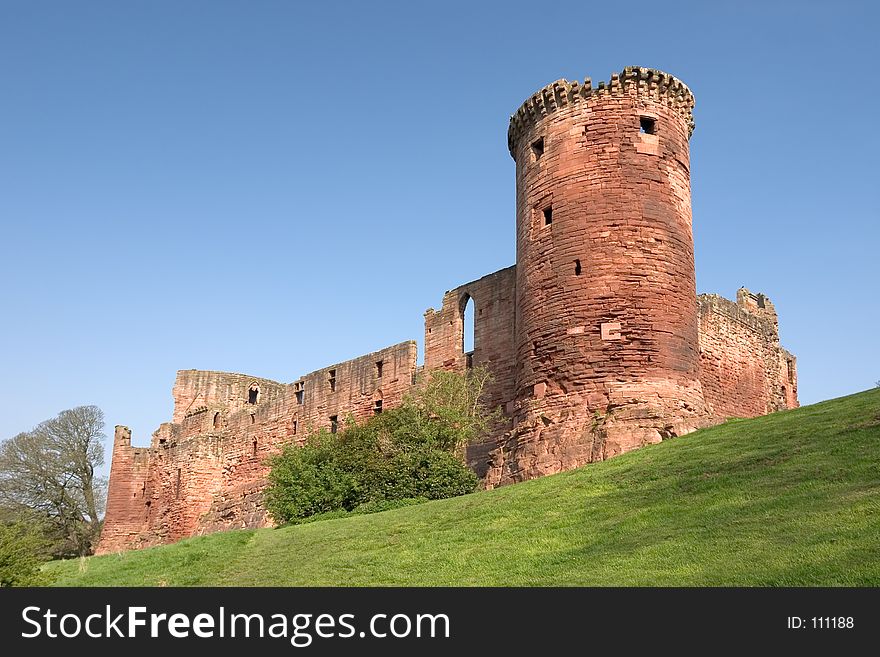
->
xmin=507 ymin=66 xmax=696 ymax=157
xmin=736 ymin=287 xmax=776 ymax=315
xmin=113 ymin=425 xmax=132 ymax=446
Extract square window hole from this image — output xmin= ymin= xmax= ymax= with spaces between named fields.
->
xmin=531 ymin=137 xmax=544 ymax=160
xmin=639 ymin=116 xmax=656 ymax=135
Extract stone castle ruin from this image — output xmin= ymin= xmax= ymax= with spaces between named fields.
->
xmin=98 ymin=67 xmax=798 ymax=554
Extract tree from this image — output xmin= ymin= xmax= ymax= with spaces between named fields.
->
xmin=0 ymin=406 xmax=107 ymax=557
xmin=395 ymin=366 xmax=502 ymax=455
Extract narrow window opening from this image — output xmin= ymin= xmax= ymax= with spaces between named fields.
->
xmin=328 ymin=369 xmax=337 ymax=392
xmin=247 ymin=384 xmax=259 ymax=405
xmin=462 ymin=295 xmax=475 ymax=354
xmin=639 ymin=116 xmax=656 ymax=135
xmin=292 ymin=419 xmax=298 ymax=435
xmin=213 ymin=412 xmax=221 ymax=430
xmin=575 ymin=259 xmax=582 ymax=276
xmin=376 ymin=360 xmax=383 ymax=378
xmin=466 ymin=352 xmax=474 ymax=369
xmin=373 ymin=399 xmax=383 ymax=415
xmin=252 ymin=439 xmax=258 ymax=456
xmin=330 ymin=415 xmax=338 ymax=434
xmin=294 ymin=381 xmax=304 ymax=405
xmin=543 ymin=206 xmax=553 ymax=226
xmin=531 ymin=137 xmax=544 ymax=160
xmin=250 ymin=414 xmax=255 ymax=424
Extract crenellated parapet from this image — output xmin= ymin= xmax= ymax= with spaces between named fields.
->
xmin=507 ymin=66 xmax=696 ymax=156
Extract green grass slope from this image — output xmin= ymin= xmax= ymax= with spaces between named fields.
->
xmin=47 ymin=388 xmax=880 ymax=586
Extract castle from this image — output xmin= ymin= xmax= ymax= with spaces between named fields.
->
xmin=98 ymin=67 xmax=798 ymax=554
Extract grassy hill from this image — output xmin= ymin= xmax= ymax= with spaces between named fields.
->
xmin=46 ymin=388 xmax=880 ymax=586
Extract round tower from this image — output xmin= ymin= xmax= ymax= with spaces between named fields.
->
xmin=495 ymin=67 xmax=710 ymax=484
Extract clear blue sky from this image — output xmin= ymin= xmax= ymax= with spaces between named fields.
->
xmin=2 ymin=1 xmax=877 ymax=475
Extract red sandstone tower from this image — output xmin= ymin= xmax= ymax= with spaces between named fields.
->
xmin=494 ymin=67 xmax=711 ymax=484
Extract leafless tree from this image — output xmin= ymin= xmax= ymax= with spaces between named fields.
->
xmin=0 ymin=406 xmax=107 ymax=557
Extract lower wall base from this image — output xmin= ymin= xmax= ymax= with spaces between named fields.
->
xmin=483 ymin=378 xmax=715 ymax=487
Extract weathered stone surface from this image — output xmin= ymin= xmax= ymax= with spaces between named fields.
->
xmin=484 ymin=67 xmax=709 ymax=487
xmin=97 ymin=343 xmax=418 ymax=553
xmin=98 ymin=67 xmax=798 ymax=554
xmin=698 ymin=289 xmax=798 ymax=417
xmin=424 ymin=266 xmax=517 ymax=476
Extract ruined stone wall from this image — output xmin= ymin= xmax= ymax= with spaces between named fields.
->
xmin=97 ymin=342 xmax=418 ymax=554
xmin=424 ymin=266 xmax=517 ymax=474
xmin=487 ymin=68 xmax=710 ymax=487
xmin=99 ymin=66 xmax=801 ymax=555
xmin=171 ymin=371 xmax=287 ymax=426
xmin=698 ymin=289 xmax=798 ymax=418
xmin=96 ymin=426 xmax=154 ymax=552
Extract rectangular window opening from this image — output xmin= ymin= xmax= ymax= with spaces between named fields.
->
xmin=292 ymin=420 xmax=298 ymax=435
xmin=330 ymin=415 xmax=338 ymax=434
xmin=543 ymin=206 xmax=553 ymax=226
xmin=376 ymin=360 xmax=383 ymax=378
xmin=639 ymin=116 xmax=656 ymax=135
xmin=531 ymin=137 xmax=544 ymax=160
xmin=328 ymin=369 xmax=337 ymax=392
xmin=373 ymin=400 xmax=383 ymax=415
xmin=294 ymin=381 xmax=304 ymax=405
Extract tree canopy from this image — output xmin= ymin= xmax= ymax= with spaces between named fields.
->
xmin=0 ymin=405 xmax=106 ymax=558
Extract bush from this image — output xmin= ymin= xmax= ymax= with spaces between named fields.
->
xmin=263 ymin=432 xmax=360 ymax=522
xmin=265 ymin=368 xmax=495 ymax=524
xmin=379 ymin=449 xmax=478 ymax=501
xmin=0 ymin=519 xmax=51 ymax=587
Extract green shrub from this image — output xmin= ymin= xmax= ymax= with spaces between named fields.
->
xmin=263 ymin=432 xmax=360 ymax=522
xmin=379 ymin=449 xmax=479 ymax=501
xmin=265 ymin=368 xmax=495 ymax=524
xmin=0 ymin=520 xmax=51 ymax=587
